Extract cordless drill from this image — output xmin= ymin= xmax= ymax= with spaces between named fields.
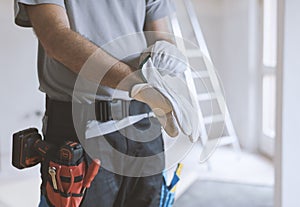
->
xmin=12 ymin=128 xmax=101 ymax=207
xmin=12 ymin=128 xmax=83 ymax=169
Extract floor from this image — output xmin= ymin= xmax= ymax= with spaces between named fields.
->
xmin=0 ymin=145 xmax=274 ymax=207
xmin=174 ymin=144 xmax=274 ymax=200
xmin=174 ymin=180 xmax=273 ymax=207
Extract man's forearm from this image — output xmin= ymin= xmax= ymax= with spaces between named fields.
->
xmin=44 ymin=27 xmax=142 ymax=90
xmin=26 ymin=4 xmax=142 ymax=91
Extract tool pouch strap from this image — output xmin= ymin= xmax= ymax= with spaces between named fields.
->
xmin=46 ymin=160 xmax=86 ymax=207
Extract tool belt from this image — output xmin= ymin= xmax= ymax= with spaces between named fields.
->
xmin=46 ymin=158 xmax=86 ymax=207
xmin=11 ymin=126 xmax=100 ymax=207
xmin=44 ymin=142 xmax=100 ymax=207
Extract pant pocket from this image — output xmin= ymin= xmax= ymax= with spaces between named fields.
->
xmin=38 ymin=195 xmax=50 ymax=207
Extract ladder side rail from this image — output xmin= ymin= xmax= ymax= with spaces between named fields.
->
xmin=170 ymin=12 xmax=208 ymax=143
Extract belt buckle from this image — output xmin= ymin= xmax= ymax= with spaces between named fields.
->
xmin=110 ymin=100 xmax=130 ymax=120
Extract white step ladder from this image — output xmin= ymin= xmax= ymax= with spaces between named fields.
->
xmin=170 ymin=0 xmax=241 ymax=161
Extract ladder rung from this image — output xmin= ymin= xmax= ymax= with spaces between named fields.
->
xmin=206 ymin=136 xmax=236 ymax=146
xmin=191 ymin=71 xmax=209 ymax=79
xmin=218 ymin=136 xmax=236 ymax=146
xmin=198 ymin=93 xmax=217 ymax=101
xmin=204 ymin=114 xmax=224 ymax=124
xmin=185 ymin=49 xmax=202 ymax=58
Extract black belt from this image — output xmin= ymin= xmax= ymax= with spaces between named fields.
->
xmin=46 ymin=96 xmax=132 ymax=122
xmin=45 ymin=96 xmax=153 ymax=124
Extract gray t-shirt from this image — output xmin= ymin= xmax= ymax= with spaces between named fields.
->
xmin=14 ymin=0 xmax=175 ymax=102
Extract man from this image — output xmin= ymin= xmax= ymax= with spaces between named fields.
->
xmin=14 ymin=0 xmax=186 ymax=206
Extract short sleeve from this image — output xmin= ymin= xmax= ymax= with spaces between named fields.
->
xmin=145 ymin=0 xmax=175 ymax=22
xmin=14 ymin=0 xmax=65 ymax=27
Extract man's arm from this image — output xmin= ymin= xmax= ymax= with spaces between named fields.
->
xmin=144 ymin=16 xmax=175 ymax=45
xmin=25 ymin=4 xmax=142 ymax=91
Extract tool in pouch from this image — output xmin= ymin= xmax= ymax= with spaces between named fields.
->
xmin=160 ymin=163 xmax=183 ymax=207
xmin=12 ymin=128 xmax=100 ymax=207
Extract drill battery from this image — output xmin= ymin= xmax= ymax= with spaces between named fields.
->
xmin=59 ymin=141 xmax=83 ymax=166
xmin=12 ymin=128 xmax=45 ymax=169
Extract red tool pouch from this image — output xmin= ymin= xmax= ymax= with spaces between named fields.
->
xmin=46 ymin=159 xmax=86 ymax=207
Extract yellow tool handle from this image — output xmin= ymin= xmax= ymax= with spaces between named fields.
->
xmin=170 ymin=163 xmax=183 ymax=193
xmin=175 ymin=163 xmax=183 ymax=176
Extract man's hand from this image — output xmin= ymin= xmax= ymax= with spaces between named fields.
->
xmin=130 ymin=83 xmax=179 ymax=137
xmin=140 ymin=41 xmax=188 ymax=77
xmin=134 ymin=57 xmax=201 ymax=142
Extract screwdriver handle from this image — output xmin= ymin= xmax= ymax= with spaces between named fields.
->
xmin=83 ymin=159 xmax=100 ymax=189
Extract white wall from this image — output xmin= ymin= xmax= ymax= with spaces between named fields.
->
xmin=275 ymin=0 xmax=300 ymax=206
xmin=0 ymin=0 xmax=44 ymax=177
xmin=193 ymin=0 xmax=261 ymax=151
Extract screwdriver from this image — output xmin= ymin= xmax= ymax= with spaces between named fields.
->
xmin=81 ymin=159 xmax=100 ymax=194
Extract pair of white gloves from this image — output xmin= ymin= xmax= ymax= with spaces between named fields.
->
xmin=130 ymin=40 xmax=201 ymax=143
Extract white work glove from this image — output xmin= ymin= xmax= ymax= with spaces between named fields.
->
xmin=130 ymin=83 xmax=179 ymax=138
xmin=132 ymin=58 xmax=201 ymax=143
xmin=143 ymin=58 xmax=200 ymax=142
xmin=140 ymin=40 xmax=188 ymax=77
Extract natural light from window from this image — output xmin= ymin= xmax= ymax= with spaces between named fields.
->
xmin=263 ymin=0 xmax=277 ymax=67
xmin=262 ymin=0 xmax=277 ymax=138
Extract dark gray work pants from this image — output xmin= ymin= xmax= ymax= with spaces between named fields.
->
xmin=41 ymin=97 xmax=164 ymax=207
